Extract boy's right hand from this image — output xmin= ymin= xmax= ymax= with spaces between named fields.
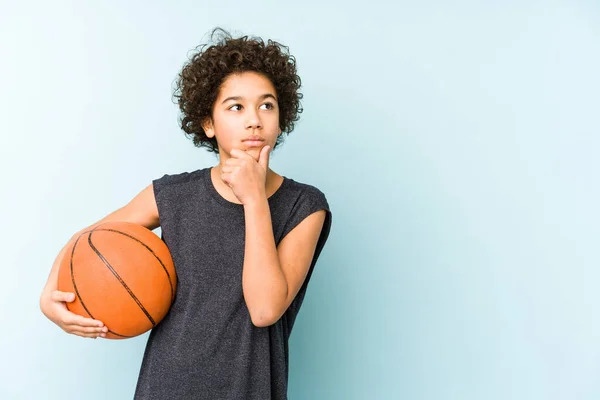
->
xmin=40 ymin=290 xmax=108 ymax=339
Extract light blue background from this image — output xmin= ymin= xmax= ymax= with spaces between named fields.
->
xmin=2 ymin=1 xmax=599 ymax=399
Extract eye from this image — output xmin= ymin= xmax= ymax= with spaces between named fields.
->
xmin=260 ymin=102 xmax=275 ymax=110
xmin=228 ymin=104 xmax=242 ymax=111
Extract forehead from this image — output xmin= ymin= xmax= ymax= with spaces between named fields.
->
xmin=217 ymin=71 xmax=277 ymax=99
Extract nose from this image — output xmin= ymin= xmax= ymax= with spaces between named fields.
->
xmin=245 ymin=109 xmax=262 ymax=130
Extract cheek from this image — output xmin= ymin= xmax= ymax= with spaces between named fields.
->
xmin=266 ymin=113 xmax=280 ymax=130
xmin=213 ymin=118 xmax=237 ymax=137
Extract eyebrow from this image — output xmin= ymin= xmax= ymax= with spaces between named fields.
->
xmin=221 ymin=93 xmax=277 ymax=104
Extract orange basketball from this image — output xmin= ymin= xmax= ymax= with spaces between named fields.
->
xmin=57 ymin=221 xmax=177 ymax=339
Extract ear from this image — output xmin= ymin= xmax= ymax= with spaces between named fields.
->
xmin=202 ymin=118 xmax=214 ymax=138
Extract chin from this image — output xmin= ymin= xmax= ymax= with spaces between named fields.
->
xmin=244 ymin=148 xmax=261 ymax=160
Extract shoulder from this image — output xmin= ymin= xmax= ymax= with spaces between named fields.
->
xmin=278 ymin=177 xmax=332 ymax=231
xmin=276 ymin=176 xmax=333 ymax=249
xmin=152 ymin=168 xmax=208 ymax=193
xmin=283 ymin=176 xmax=330 ymax=211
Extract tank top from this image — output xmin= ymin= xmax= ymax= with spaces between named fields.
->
xmin=133 ymin=166 xmax=333 ymax=399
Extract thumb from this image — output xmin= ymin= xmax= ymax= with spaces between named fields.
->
xmin=259 ymin=145 xmax=271 ymax=171
xmin=52 ymin=290 xmax=75 ymax=303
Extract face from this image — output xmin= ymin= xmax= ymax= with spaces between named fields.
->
xmin=203 ymin=71 xmax=281 ymax=163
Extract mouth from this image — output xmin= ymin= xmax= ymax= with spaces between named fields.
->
xmin=243 ymin=138 xmax=265 ymax=147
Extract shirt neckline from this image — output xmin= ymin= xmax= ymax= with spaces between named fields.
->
xmin=202 ymin=167 xmax=289 ymax=210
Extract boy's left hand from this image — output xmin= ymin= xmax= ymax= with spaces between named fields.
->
xmin=220 ymin=145 xmax=271 ymax=205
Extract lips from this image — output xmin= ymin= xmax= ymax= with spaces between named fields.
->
xmin=243 ymin=136 xmax=265 ymax=142
xmin=243 ymin=136 xmax=265 ymax=148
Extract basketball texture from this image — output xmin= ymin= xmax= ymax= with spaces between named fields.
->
xmin=57 ymin=221 xmax=177 ymax=339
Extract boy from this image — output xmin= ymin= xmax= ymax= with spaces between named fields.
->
xmin=40 ymin=27 xmax=332 ymax=399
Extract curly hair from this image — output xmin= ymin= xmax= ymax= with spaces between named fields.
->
xmin=173 ymin=27 xmax=303 ymax=154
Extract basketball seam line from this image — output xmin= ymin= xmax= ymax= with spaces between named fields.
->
xmin=81 ymin=224 xmax=176 ymax=303
xmin=70 ymin=234 xmax=132 ymax=338
xmin=88 ymin=232 xmax=157 ymax=327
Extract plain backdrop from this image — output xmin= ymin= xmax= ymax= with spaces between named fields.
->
xmin=1 ymin=0 xmax=599 ymax=399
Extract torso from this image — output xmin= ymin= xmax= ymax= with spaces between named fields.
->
xmin=135 ymin=167 xmax=332 ymax=399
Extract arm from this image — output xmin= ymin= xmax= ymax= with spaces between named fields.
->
xmin=242 ymin=196 xmax=326 ymax=327
xmin=40 ymin=183 xmax=160 ymax=338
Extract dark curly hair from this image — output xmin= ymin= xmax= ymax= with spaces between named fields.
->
xmin=173 ymin=27 xmax=303 ymax=154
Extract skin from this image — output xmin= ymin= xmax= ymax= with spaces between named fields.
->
xmin=202 ymin=71 xmax=284 ymax=205
xmin=40 ymin=71 xmax=326 ymax=336
xmin=203 ymin=71 xmax=327 ymax=325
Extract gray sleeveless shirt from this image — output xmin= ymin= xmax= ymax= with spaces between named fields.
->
xmin=134 ymin=167 xmax=332 ymax=399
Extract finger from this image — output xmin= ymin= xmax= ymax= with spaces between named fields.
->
xmin=70 ymin=331 xmax=104 ymax=339
xmin=61 ymin=313 xmax=105 ymax=328
xmin=220 ymin=172 xmax=231 ymax=185
xmin=259 ymin=145 xmax=271 ymax=171
xmin=51 ymin=290 xmax=75 ymax=303
xmin=224 ymin=158 xmax=242 ymax=166
xmin=221 ymin=165 xmax=237 ymax=173
xmin=230 ymin=148 xmax=252 ymax=159
xmin=66 ymin=324 xmax=108 ymax=334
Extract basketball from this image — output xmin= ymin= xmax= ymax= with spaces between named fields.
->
xmin=57 ymin=221 xmax=177 ymax=339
